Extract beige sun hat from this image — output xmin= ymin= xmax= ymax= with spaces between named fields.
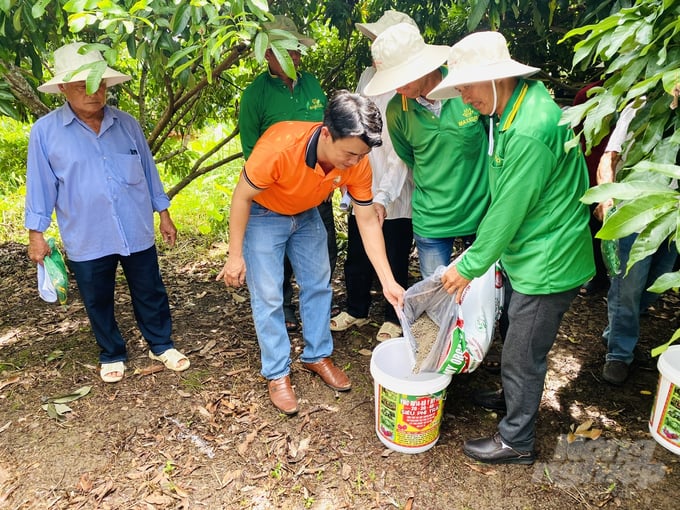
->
xmin=428 ymin=31 xmax=539 ymax=100
xmin=264 ymin=15 xmax=315 ymax=49
xmin=38 ymin=42 xmax=131 ymax=94
xmin=355 ymin=10 xmax=418 ymax=41
xmin=363 ymin=23 xmax=449 ymax=97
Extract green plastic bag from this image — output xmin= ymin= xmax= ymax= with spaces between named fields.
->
xmin=39 ymin=237 xmax=68 ymax=305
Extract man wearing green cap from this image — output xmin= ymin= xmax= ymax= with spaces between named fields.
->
xmin=239 ymin=14 xmax=336 ymax=332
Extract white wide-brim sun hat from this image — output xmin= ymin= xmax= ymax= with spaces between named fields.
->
xmin=363 ymin=23 xmax=450 ymax=97
xmin=355 ymin=10 xmax=417 ymax=41
xmin=38 ymin=42 xmax=131 ymax=94
xmin=428 ymin=31 xmax=539 ymax=100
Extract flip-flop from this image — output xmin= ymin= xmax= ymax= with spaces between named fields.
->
xmin=100 ymin=361 xmax=125 ymax=383
xmin=148 ymin=348 xmax=190 ymax=372
xmin=376 ymin=321 xmax=402 ymax=342
xmin=330 ymin=311 xmax=369 ymax=331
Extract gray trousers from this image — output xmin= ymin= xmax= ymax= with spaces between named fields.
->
xmin=498 ymin=284 xmax=579 ymax=451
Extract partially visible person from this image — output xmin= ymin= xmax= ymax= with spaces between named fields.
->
xmin=330 ymin=10 xmax=416 ymax=341
xmin=219 ymin=91 xmax=405 ymax=415
xmin=25 ymin=42 xmax=189 ymax=384
xmin=239 ymin=14 xmax=335 ymax=333
xmin=430 ymin=31 xmax=594 ymax=464
xmin=594 ymin=102 xmax=678 ymax=385
xmin=364 ymin=23 xmax=490 ymax=279
xmin=573 ymin=80 xmax=610 ymax=295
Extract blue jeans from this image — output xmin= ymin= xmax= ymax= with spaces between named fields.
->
xmin=414 ymin=233 xmax=474 ymax=278
xmin=68 ymin=245 xmax=174 ymax=363
xmin=244 ymin=202 xmax=333 ymax=380
xmin=604 ymin=233 xmax=677 ymax=365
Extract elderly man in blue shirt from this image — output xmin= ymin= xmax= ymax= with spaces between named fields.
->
xmin=25 ymin=42 xmax=189 ymax=383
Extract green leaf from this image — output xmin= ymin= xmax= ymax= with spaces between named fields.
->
xmin=84 ymin=60 xmax=107 ymax=94
xmin=648 ymin=270 xmax=680 ymax=294
xmin=596 ymin=195 xmax=677 ymax=240
xmin=269 ymin=42 xmax=295 ymax=80
xmin=167 ymin=45 xmax=199 ymax=68
xmin=171 ymin=1 xmax=191 ymax=36
xmin=630 ymin=161 xmax=680 ymax=180
xmin=657 ymin=68 xmax=678 ymax=96
xmin=626 ymin=211 xmax=676 ymax=270
xmin=581 ymin=182 xmax=676 ymax=204
xmin=253 ymin=31 xmax=267 ymax=62
xmin=42 ymin=402 xmax=72 ymax=420
xmin=245 ymin=0 xmax=269 ymax=19
xmin=45 ymin=385 xmax=92 ymax=404
xmin=651 ymin=328 xmax=680 ymax=357
xmin=467 ymin=0 xmax=490 ymax=31
xmin=31 ymin=0 xmax=51 ymax=19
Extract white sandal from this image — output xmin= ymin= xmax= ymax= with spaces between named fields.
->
xmin=330 ymin=311 xmax=369 ymax=332
xmin=376 ymin=321 xmax=402 ymax=342
xmin=149 ymin=348 xmax=190 ymax=372
xmin=100 ymin=361 xmax=125 ymax=383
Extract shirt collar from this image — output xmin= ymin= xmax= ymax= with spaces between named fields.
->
xmin=498 ymin=78 xmax=529 ymax=132
xmin=305 ymin=125 xmax=322 ymax=168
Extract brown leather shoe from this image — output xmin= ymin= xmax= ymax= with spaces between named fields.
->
xmin=268 ymin=376 xmax=298 ymax=415
xmin=302 ymin=358 xmax=351 ymax=391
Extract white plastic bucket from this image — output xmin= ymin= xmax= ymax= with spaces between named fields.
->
xmin=370 ymin=337 xmax=452 ymax=454
xmin=649 ymin=345 xmax=680 ymax=455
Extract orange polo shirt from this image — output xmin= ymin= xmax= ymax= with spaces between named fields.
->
xmin=244 ymin=121 xmax=373 ymax=215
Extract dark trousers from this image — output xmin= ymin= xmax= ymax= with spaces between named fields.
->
xmin=283 ymin=200 xmax=337 ymax=321
xmin=498 ymin=284 xmax=578 ymax=451
xmin=68 ymin=245 xmax=173 ymax=363
xmin=344 ymin=213 xmax=413 ymax=323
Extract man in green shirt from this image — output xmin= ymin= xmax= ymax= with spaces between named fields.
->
xmin=429 ymin=32 xmax=594 ymax=464
xmin=364 ymin=23 xmax=490 ymax=278
xmin=239 ymin=15 xmax=334 ymax=331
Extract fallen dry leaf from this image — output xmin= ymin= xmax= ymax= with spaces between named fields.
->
xmin=288 ymin=437 xmax=311 ymax=462
xmin=357 ymin=348 xmax=373 ymax=356
xmin=464 ymin=461 xmax=497 ymax=475
xmin=341 ymin=463 xmax=351 ymax=481
xmin=134 ymin=365 xmax=164 ymax=376
xmin=575 ymin=419 xmax=593 ymax=434
xmin=77 ymin=473 xmax=93 ymax=493
xmin=0 ymin=376 xmax=20 ymax=391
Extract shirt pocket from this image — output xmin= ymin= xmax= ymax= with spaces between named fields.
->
xmin=112 ymin=154 xmax=145 ymax=185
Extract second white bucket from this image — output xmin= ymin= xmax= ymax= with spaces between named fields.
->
xmin=370 ymin=337 xmax=452 ymax=454
xmin=649 ymin=345 xmax=680 ymax=455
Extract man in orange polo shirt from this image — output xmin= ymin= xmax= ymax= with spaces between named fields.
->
xmin=218 ymin=90 xmax=405 ymax=415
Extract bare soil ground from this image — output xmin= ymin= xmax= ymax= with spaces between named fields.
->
xmin=1 ymin=239 xmax=679 ymax=510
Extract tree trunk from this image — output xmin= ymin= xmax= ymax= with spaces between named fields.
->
xmin=2 ymin=60 xmax=50 ymax=119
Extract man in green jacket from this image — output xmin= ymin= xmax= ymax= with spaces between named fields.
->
xmin=239 ymin=15 xmax=334 ymax=332
xmin=364 ymin=23 xmax=490 ymax=279
xmin=429 ymin=32 xmax=594 ymax=464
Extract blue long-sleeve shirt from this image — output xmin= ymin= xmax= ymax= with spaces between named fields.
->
xmin=24 ymin=103 xmax=170 ymax=262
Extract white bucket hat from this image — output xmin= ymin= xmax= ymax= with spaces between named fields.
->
xmin=355 ymin=10 xmax=417 ymax=41
xmin=363 ymin=23 xmax=449 ymax=97
xmin=428 ymin=31 xmax=539 ymax=100
xmin=38 ymin=42 xmax=131 ymax=94
xmin=264 ymin=15 xmax=315 ymax=49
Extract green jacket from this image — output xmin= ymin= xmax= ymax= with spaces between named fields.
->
xmin=239 ymin=70 xmax=327 ymax=160
xmin=457 ymin=79 xmax=595 ymax=294
xmin=386 ymin=71 xmax=490 ymax=238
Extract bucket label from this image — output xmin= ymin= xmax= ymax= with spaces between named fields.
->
xmin=377 ymin=386 xmax=445 ymax=449
xmin=651 ymin=379 xmax=680 ymax=449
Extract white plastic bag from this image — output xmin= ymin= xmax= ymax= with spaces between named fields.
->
xmin=399 ymin=255 xmax=504 ymax=375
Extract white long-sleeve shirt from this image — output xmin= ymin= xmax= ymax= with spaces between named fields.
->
xmin=355 ymin=66 xmax=413 ymax=220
